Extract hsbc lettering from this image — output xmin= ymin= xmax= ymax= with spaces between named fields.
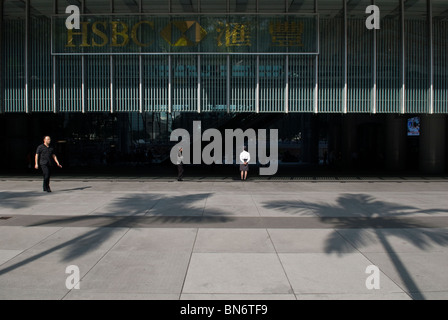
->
xmin=66 ymin=20 xmax=156 ymax=48
xmin=61 ymin=4 xmax=380 ymax=53
xmin=59 ymin=6 xmax=320 ymax=54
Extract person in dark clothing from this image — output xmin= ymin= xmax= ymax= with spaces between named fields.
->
xmin=177 ymin=147 xmax=184 ymax=181
xmin=35 ymin=136 xmax=62 ymax=192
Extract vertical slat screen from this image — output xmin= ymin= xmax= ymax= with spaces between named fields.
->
xmin=4 ymin=18 xmax=26 ymax=112
xmin=377 ymin=18 xmax=401 ymax=113
xmin=405 ymin=20 xmax=429 ymax=113
xmin=259 ymin=55 xmax=285 ymax=112
xmin=318 ymin=18 xmax=343 ymax=113
xmin=58 ymin=56 xmax=82 ymax=112
xmin=1 ymin=2 xmax=448 ymax=116
xmin=230 ymin=55 xmax=256 ymax=112
xmin=115 ymin=56 xmax=139 ymax=112
xmin=347 ymin=19 xmax=372 ymax=113
xmin=87 ymin=56 xmax=110 ymax=112
xmin=201 ymin=55 xmax=227 ymax=112
xmin=30 ymin=16 xmax=52 ymax=112
xmin=289 ymin=55 xmax=314 ymax=112
xmin=143 ymin=55 xmax=169 ymax=112
xmin=434 ymin=19 xmax=448 ymax=114
xmin=172 ymin=55 xmax=198 ymax=113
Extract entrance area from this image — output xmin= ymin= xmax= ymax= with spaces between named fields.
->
xmin=0 ymin=113 xmax=446 ymax=175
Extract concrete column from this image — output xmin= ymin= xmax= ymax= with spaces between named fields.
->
xmin=419 ymin=114 xmax=446 ymax=174
xmin=385 ymin=114 xmax=406 ymax=171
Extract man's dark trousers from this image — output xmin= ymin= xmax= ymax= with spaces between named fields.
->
xmin=177 ymin=164 xmax=184 ymax=181
xmin=41 ymin=165 xmax=51 ymax=191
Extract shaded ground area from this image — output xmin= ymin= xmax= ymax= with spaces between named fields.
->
xmin=0 ymin=179 xmax=448 ymax=300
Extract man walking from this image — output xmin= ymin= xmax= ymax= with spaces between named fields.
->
xmin=177 ymin=147 xmax=184 ymax=181
xmin=35 ymin=136 xmax=62 ymax=192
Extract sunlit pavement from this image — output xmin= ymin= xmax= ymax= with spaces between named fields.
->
xmin=1 ymin=178 xmax=448 ymax=300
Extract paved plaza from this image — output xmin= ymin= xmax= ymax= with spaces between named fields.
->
xmin=0 ymin=176 xmax=448 ymax=300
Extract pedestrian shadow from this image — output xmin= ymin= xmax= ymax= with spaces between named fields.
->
xmin=57 ymin=186 xmax=92 ymax=192
xmin=261 ymin=193 xmax=448 ymax=300
xmin=0 ymin=192 xmax=232 ymax=279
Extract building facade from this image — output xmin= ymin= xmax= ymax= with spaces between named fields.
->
xmin=0 ymin=0 xmax=447 ymax=174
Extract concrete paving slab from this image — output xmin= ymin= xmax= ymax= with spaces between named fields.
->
xmin=337 ymin=228 xmax=448 ymax=253
xmin=0 ymin=191 xmax=47 ymax=204
xmin=63 ymin=291 xmax=180 ymax=300
xmin=288 ymin=191 xmax=448 ymax=218
xmin=0 ymin=249 xmax=23 ymax=266
xmin=0 ymin=252 xmax=106 ymax=292
xmin=205 ymin=194 xmax=256 ymax=206
xmin=91 ymin=194 xmax=161 ymax=216
xmin=151 ymin=193 xmax=209 ymax=208
xmin=419 ymin=292 xmax=448 ymax=300
xmin=19 ymin=227 xmax=129 ymax=255
xmin=0 ymin=201 xmax=46 ymax=215
xmin=207 ymin=184 xmax=246 ymax=192
xmin=279 ymin=253 xmax=406 ymax=295
xmin=295 ymin=293 xmax=412 ymax=300
xmin=1 ymin=180 xmax=448 ymax=300
xmin=180 ymin=294 xmax=296 ymax=300
xmin=258 ymin=192 xmax=372 ymax=218
xmin=193 ymin=229 xmax=275 ymax=253
xmin=34 ymin=204 xmax=105 ymax=216
xmin=358 ymin=202 xmax=448 ymax=218
xmin=0 ymin=288 xmax=69 ymax=300
xmin=0 ymin=228 xmax=128 ymax=293
xmin=182 ymin=253 xmax=292 ymax=294
xmin=257 ymin=202 xmax=319 ymax=217
xmin=268 ymin=229 xmax=356 ymax=253
xmin=141 ymin=193 xmax=209 ymax=216
xmin=166 ymin=182 xmax=218 ymax=192
xmin=250 ymin=194 xmax=302 ymax=202
xmin=146 ymin=207 xmax=205 ymax=217
xmin=203 ymin=204 xmax=260 ymax=217
xmin=79 ymin=250 xmax=191 ymax=294
xmin=0 ymin=226 xmax=61 ymax=250
xmin=112 ymin=228 xmax=197 ymax=253
xmin=363 ymin=252 xmax=448 ymax=296
xmin=146 ymin=207 xmax=205 ymax=216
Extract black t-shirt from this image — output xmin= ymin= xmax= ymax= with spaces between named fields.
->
xmin=36 ymin=144 xmax=54 ymax=166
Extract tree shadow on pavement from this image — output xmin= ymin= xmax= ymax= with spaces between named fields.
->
xmin=262 ymin=193 xmax=448 ymax=300
xmin=0 ymin=191 xmax=48 ymax=210
xmin=0 ymin=192 xmax=231 ymax=279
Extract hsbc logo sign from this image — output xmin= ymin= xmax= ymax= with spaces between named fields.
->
xmin=160 ymin=21 xmax=207 ymax=47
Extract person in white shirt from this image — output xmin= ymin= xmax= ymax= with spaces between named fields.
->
xmin=239 ymin=146 xmax=250 ymax=181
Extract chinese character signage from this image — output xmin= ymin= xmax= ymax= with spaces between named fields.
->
xmin=52 ymin=15 xmax=318 ymax=55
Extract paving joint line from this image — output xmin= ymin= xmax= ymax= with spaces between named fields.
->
xmin=265 ymin=228 xmax=297 ymax=300
xmin=333 ymin=229 xmax=415 ymax=300
xmin=179 ymin=227 xmax=200 ymax=300
xmin=60 ymin=226 xmax=133 ymax=300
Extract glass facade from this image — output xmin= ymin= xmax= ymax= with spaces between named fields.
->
xmin=0 ymin=1 xmax=447 ymax=174
xmin=1 ymin=0 xmax=447 ymax=114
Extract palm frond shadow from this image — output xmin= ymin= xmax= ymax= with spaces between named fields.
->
xmin=262 ymin=193 xmax=448 ymax=300
xmin=0 ymin=192 xmax=232 ymax=277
